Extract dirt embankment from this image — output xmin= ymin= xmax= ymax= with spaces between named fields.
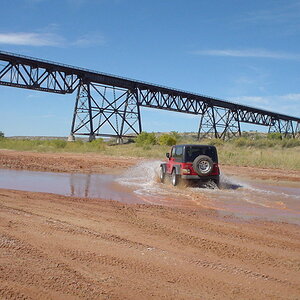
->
xmin=222 ymin=165 xmax=300 ymax=183
xmin=0 ymin=150 xmax=138 ymax=174
xmin=0 ymin=149 xmax=300 ymax=299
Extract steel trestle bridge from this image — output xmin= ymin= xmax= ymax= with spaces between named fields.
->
xmin=0 ymin=51 xmax=299 ymax=140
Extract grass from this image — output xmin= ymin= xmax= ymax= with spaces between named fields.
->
xmin=0 ymin=136 xmax=299 ymax=170
xmin=217 ymin=145 xmax=300 ymax=170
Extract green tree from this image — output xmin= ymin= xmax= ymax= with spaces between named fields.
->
xmin=268 ymin=132 xmax=282 ymax=140
xmin=158 ymin=134 xmax=177 ymax=146
xmin=0 ymin=131 xmax=4 ymax=138
xmin=170 ymin=131 xmax=180 ymax=140
xmin=136 ymin=132 xmax=157 ymax=146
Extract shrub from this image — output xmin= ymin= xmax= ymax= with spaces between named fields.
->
xmin=158 ymin=134 xmax=177 ymax=146
xmin=0 ymin=131 xmax=4 ymax=138
xmin=90 ymin=138 xmax=106 ymax=150
xmin=268 ymin=132 xmax=282 ymax=140
xmin=282 ymin=139 xmax=300 ymax=148
xmin=233 ymin=137 xmax=248 ymax=147
xmin=136 ymin=132 xmax=157 ymax=146
xmin=170 ymin=131 xmax=180 ymax=141
xmin=207 ymin=138 xmax=225 ymax=146
xmin=49 ymin=139 xmax=67 ymax=149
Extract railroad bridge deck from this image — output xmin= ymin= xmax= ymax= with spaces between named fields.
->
xmin=0 ymin=51 xmax=299 ymax=139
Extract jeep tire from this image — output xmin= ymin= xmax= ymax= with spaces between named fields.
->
xmin=160 ymin=166 xmax=165 ymax=183
xmin=171 ymin=169 xmax=179 ymax=186
xmin=193 ymin=155 xmax=213 ymax=176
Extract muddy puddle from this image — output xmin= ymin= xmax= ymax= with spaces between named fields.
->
xmin=0 ymin=161 xmax=299 ymax=224
xmin=0 ymin=169 xmax=144 ymax=204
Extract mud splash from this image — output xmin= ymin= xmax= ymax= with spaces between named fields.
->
xmin=117 ymin=162 xmax=300 ymax=224
xmin=117 ymin=161 xmax=198 ymax=207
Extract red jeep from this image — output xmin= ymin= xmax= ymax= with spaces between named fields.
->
xmin=160 ymin=144 xmax=220 ymax=187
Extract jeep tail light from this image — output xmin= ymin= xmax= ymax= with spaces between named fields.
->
xmin=181 ymin=168 xmax=191 ymax=175
xmin=212 ymin=163 xmax=220 ymax=175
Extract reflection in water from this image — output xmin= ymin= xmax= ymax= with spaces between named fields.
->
xmin=70 ymin=173 xmax=91 ymax=198
xmin=0 ymin=169 xmax=143 ymax=204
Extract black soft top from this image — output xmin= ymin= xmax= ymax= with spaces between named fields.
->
xmin=172 ymin=144 xmax=218 ymax=163
xmin=178 ymin=144 xmax=217 ymax=149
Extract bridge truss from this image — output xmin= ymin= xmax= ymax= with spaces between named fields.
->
xmin=0 ymin=51 xmax=299 ymax=140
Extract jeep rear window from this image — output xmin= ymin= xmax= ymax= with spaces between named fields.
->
xmin=185 ymin=146 xmax=218 ymax=163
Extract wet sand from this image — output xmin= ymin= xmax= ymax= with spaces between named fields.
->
xmin=0 ymin=150 xmax=299 ymax=299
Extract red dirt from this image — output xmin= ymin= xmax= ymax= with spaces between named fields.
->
xmin=222 ymin=164 xmax=300 ymax=182
xmin=0 ymin=150 xmax=299 ymax=299
xmin=0 ymin=149 xmax=138 ymax=174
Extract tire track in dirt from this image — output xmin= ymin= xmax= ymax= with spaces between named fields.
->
xmin=110 ymin=205 xmax=300 ymax=273
xmin=0 ymin=232 xmax=116 ymax=299
xmin=2 ymin=200 xmax=299 ymax=277
xmin=0 ymin=280 xmax=33 ymax=300
xmin=0 ymin=212 xmax=248 ymax=299
xmin=0 ymin=202 xmax=155 ymax=251
xmin=57 ymin=249 xmax=259 ymax=300
xmin=122 ymin=205 xmax=300 ymax=253
xmin=69 ymin=203 xmax=300 ymax=294
xmin=190 ymin=258 xmax=292 ymax=286
xmin=0 ymin=189 xmax=299 ymax=299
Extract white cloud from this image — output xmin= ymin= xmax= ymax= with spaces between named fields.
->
xmin=26 ymin=0 xmax=45 ymax=3
xmin=235 ymin=96 xmax=270 ymax=105
xmin=26 ymin=94 xmax=41 ymax=99
xmin=243 ymin=2 xmax=300 ymax=24
xmin=73 ymin=33 xmax=105 ymax=47
xmin=0 ymin=31 xmax=105 ymax=48
xmin=0 ymin=32 xmax=64 ymax=46
xmin=232 ymin=93 xmax=300 ymax=117
xmin=279 ymin=93 xmax=300 ymax=102
xmin=192 ymin=49 xmax=300 ymax=60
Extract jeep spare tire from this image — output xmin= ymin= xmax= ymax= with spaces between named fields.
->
xmin=193 ymin=155 xmax=213 ymax=176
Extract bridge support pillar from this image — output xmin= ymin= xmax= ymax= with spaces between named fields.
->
xmin=67 ymin=134 xmax=75 ymax=142
xmin=296 ymin=122 xmax=300 ymax=138
xmin=198 ymin=106 xmax=241 ymax=140
xmin=70 ymin=82 xmax=142 ymax=140
xmin=268 ymin=119 xmax=298 ymax=138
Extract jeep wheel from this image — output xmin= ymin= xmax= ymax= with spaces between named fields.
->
xmin=160 ymin=166 xmax=165 ymax=183
xmin=171 ymin=169 xmax=179 ymax=186
xmin=193 ymin=155 xmax=213 ymax=176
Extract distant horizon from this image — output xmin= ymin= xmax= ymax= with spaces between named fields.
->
xmin=4 ymin=130 xmax=274 ymax=139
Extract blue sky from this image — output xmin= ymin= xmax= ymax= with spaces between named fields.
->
xmin=0 ymin=0 xmax=300 ymax=136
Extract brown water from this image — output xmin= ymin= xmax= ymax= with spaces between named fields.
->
xmin=0 ymin=162 xmax=299 ymax=224
xmin=201 ymin=175 xmax=300 ymax=224
xmin=0 ymin=169 xmax=144 ymax=204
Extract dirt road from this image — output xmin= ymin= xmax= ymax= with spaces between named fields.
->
xmin=0 ymin=150 xmax=299 ymax=299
